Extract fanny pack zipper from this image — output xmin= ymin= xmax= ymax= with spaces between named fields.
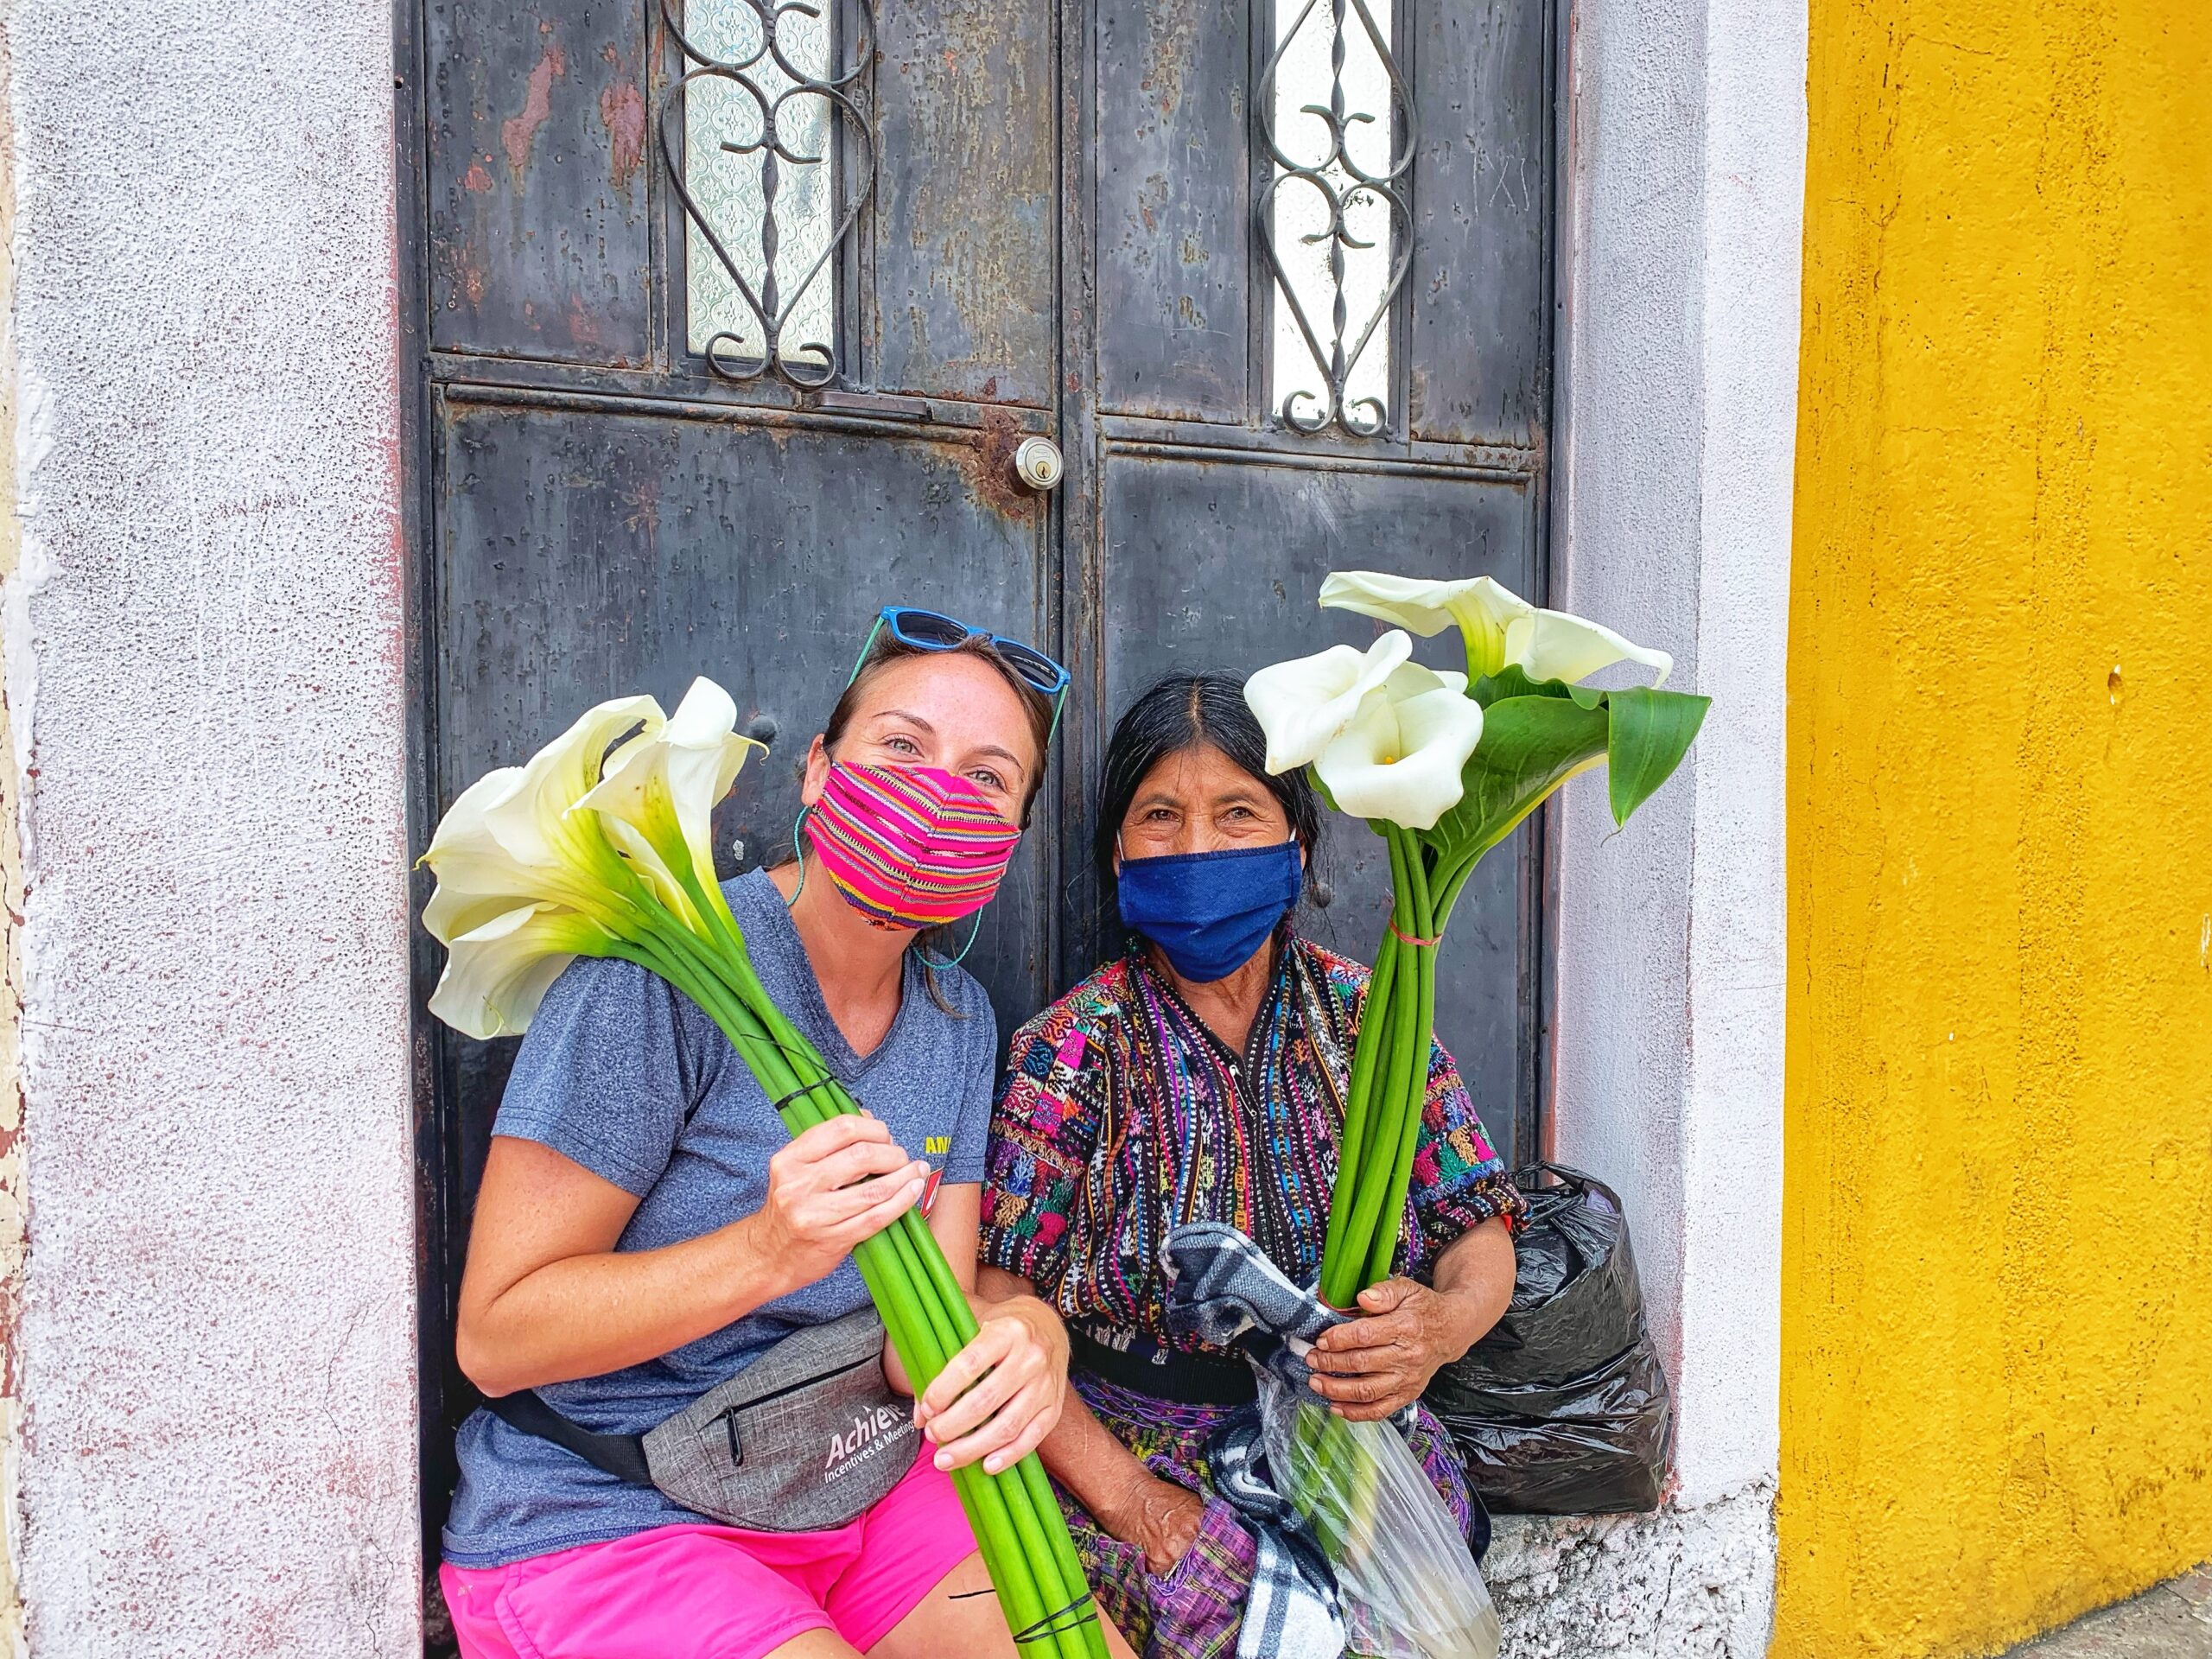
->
xmin=709 ymin=1352 xmax=885 ymax=1466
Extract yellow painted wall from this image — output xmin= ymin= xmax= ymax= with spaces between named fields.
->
xmin=1777 ymin=0 xmax=2212 ymax=1653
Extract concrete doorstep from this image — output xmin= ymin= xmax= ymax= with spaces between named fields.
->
xmin=2000 ymin=1566 xmax=2212 ymax=1657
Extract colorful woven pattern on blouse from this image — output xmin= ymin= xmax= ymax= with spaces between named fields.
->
xmin=805 ymin=760 xmax=1022 ymax=927
xmin=1054 ymin=1375 xmax=1478 ymax=1659
xmin=982 ymin=931 xmax=1525 ymax=1354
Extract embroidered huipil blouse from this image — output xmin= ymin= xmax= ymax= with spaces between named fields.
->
xmin=982 ymin=931 xmax=1524 ymax=1350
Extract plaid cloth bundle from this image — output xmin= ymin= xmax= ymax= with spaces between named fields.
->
xmin=1160 ymin=1221 xmax=1361 ymax=1659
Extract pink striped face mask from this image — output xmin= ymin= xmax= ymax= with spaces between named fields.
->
xmin=801 ymin=760 xmax=1022 ymax=931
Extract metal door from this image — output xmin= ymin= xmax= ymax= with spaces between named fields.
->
xmin=400 ymin=0 xmax=1552 ymax=1573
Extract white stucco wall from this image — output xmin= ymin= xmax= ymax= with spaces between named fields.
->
xmin=3 ymin=3 xmax=421 ymax=1654
xmin=1542 ymin=0 xmax=1804 ymax=1634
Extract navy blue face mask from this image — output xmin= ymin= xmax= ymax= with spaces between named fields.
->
xmin=1116 ymin=838 xmax=1304 ymax=982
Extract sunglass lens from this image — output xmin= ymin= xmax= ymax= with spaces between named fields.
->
xmin=887 ymin=607 xmax=970 ymax=649
xmin=995 ymin=639 xmax=1066 ymax=695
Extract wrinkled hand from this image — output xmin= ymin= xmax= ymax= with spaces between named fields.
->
xmin=1119 ymin=1475 xmax=1207 ymax=1575
xmin=1305 ymin=1277 xmax=1476 ymax=1421
xmin=914 ymin=1297 xmax=1069 ymax=1477
xmin=746 ymin=1115 xmax=930 ymax=1295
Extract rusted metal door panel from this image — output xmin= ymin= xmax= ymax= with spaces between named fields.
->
xmin=1064 ymin=0 xmax=1555 ymax=1166
xmin=1408 ymin=0 xmax=1553 ymax=444
xmin=435 ymin=391 xmax=1055 ymax=1071
xmin=870 ymin=0 xmax=1058 ymax=404
xmin=1089 ymin=453 xmax=1540 ymax=1149
xmin=1092 ymin=0 xmax=1253 ymax=422
xmin=427 ymin=0 xmax=653 ymax=365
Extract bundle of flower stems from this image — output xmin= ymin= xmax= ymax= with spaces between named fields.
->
xmin=1314 ymin=826 xmax=1452 ymax=1311
xmin=423 ymin=683 xmax=1106 ymax=1659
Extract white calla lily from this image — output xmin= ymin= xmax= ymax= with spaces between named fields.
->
xmin=575 ymin=677 xmax=766 ymax=924
xmin=422 ymin=693 xmax=669 ymax=949
xmin=477 ymin=692 xmax=668 ymax=875
xmin=420 ymin=764 xmax=547 ymax=943
xmin=1313 ymin=663 xmax=1484 ymax=830
xmin=1243 ymin=630 xmax=1414 ymax=773
xmin=1500 ymin=607 xmax=1673 ymax=688
xmin=1319 ymin=569 xmax=1671 ymax=687
xmin=427 ymin=900 xmax=613 ymax=1040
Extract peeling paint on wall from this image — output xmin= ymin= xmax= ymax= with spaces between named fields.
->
xmin=1487 ymin=1489 xmax=1778 ymax=1658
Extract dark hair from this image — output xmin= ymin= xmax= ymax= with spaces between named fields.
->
xmin=822 ymin=631 xmax=1056 ymax=825
xmin=1094 ymin=673 xmax=1325 ymax=906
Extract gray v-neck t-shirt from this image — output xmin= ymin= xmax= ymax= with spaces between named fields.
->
xmin=441 ymin=871 xmax=997 ymax=1568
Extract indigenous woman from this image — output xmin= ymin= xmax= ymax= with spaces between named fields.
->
xmin=440 ymin=611 xmax=1129 ymax=1659
xmin=978 ymin=674 xmax=1524 ymax=1659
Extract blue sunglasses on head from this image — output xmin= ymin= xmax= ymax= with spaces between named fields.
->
xmin=849 ymin=606 xmax=1071 ymax=738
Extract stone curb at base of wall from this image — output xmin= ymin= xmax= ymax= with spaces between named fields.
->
xmin=1484 ymin=1484 xmax=1777 ymax=1657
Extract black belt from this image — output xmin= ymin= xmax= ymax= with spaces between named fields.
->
xmin=1068 ymin=1325 xmax=1257 ymax=1407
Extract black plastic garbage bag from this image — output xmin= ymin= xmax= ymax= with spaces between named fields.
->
xmin=1430 ymin=1339 xmax=1673 ymax=1514
xmin=1424 ymin=1164 xmax=1675 ymax=1515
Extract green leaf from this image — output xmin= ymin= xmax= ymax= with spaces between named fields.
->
xmin=1471 ymin=665 xmax=1607 ymax=710
xmin=1605 ymin=687 xmax=1710 ymax=825
xmin=1422 ymin=694 xmax=1612 ymax=868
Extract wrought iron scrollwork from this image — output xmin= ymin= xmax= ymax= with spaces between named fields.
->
xmin=660 ymin=0 xmax=875 ymax=387
xmin=1255 ymin=0 xmax=1415 ymax=437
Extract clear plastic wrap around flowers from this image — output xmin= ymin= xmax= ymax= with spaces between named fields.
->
xmin=1257 ymin=1365 xmax=1502 ymax=1659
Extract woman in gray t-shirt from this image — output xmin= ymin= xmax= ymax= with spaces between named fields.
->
xmin=440 ymin=620 xmax=1128 ymax=1659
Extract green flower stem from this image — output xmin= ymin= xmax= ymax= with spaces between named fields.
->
xmin=875 ymin=1207 xmax=1071 ymax=1659
xmin=1352 ymin=957 xmax=1419 ymax=1291
xmin=887 ymin=1210 xmax=1088 ymax=1656
xmin=1321 ymin=959 xmax=1408 ymax=1309
xmin=1362 ymin=836 xmax=1439 ymax=1289
xmin=1325 ymin=827 xmax=1440 ymax=1304
xmin=891 ymin=1207 xmax=1105 ymax=1659
xmin=1319 ymin=831 xmax=1415 ymax=1306
xmin=734 ymin=1051 xmax=1085 ymax=1659
xmin=1320 ymin=928 xmax=1399 ymax=1289
xmin=1018 ymin=1446 xmax=1107 ymax=1659
xmin=664 ymin=933 xmax=1099 ymax=1659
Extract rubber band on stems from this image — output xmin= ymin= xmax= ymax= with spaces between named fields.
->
xmin=771 ymin=1076 xmax=846 ymax=1114
xmin=1389 ymin=921 xmax=1443 ymax=947
xmin=1011 ymin=1590 xmax=1102 ymax=1646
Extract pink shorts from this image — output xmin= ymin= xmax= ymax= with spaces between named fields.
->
xmin=441 ymin=1449 xmax=977 ymax=1659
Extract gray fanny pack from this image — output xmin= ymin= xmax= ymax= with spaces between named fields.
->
xmin=485 ymin=1306 xmax=920 ymax=1531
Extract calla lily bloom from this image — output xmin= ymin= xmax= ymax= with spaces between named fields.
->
xmin=1319 ymin=570 xmax=1672 ymax=687
xmin=575 ymin=677 xmax=766 ymax=930
xmin=427 ymin=900 xmax=613 ymax=1040
xmin=422 ymin=693 xmax=666 ymax=945
xmin=1248 ymin=569 xmax=1704 ymax=1317
xmin=1243 ymin=630 xmax=1414 ymax=773
xmin=421 ymin=691 xmax=671 ymax=1037
xmin=1314 ymin=664 xmax=1484 ymax=830
xmin=479 ymin=693 xmax=667 ymax=876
